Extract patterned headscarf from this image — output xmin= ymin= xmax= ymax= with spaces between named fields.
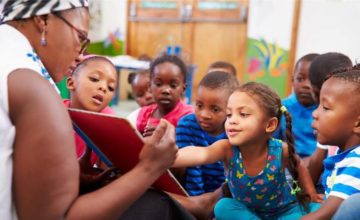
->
xmin=0 ymin=0 xmax=88 ymax=23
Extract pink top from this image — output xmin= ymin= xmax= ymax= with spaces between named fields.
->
xmin=136 ymin=101 xmax=194 ymax=135
xmin=63 ymin=99 xmax=115 ymax=165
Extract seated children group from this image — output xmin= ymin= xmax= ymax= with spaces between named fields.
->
xmin=68 ymin=54 xmax=360 ymax=219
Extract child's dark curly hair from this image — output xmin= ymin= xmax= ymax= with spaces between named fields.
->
xmin=149 ymin=55 xmax=187 ymax=83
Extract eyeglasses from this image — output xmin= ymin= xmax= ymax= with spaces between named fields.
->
xmin=53 ymin=12 xmax=90 ymax=54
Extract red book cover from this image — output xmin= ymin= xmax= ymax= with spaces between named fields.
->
xmin=68 ymin=108 xmax=188 ymax=197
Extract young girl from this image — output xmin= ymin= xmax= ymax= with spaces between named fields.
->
xmin=128 ymin=70 xmax=154 ymax=107
xmin=64 ymin=55 xmax=118 ymax=192
xmin=136 ymin=54 xmax=193 ymax=137
xmin=174 ymin=82 xmax=321 ymax=219
xmin=302 ymin=67 xmax=360 ymax=219
xmin=127 ymin=70 xmax=155 ymax=127
xmin=65 ymin=55 xmax=117 ymax=165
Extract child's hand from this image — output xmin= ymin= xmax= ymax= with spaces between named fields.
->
xmin=143 ymin=124 xmax=156 ymax=137
xmin=79 ymin=146 xmax=93 ymax=174
xmin=140 ymin=119 xmax=178 ymax=173
xmin=310 ymin=193 xmax=324 ymax=203
xmin=80 ymin=167 xmax=121 ymax=194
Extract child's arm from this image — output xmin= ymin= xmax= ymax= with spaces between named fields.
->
xmin=282 ymin=143 xmax=320 ymax=202
xmin=173 ymin=139 xmax=231 ymax=168
xmin=307 ymin=147 xmax=328 ymax=184
xmin=301 ymin=196 xmax=343 ymax=219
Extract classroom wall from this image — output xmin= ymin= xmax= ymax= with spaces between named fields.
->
xmin=296 ymin=0 xmax=360 ymax=62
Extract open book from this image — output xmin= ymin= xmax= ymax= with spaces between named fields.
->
xmin=68 ymin=108 xmax=188 ymax=196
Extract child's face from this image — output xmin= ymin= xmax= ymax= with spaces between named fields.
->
xmin=225 ymin=91 xmax=270 ymax=146
xmin=312 ymin=78 xmax=359 ymax=148
xmin=68 ymin=59 xmax=117 ymax=112
xmin=293 ymin=60 xmax=317 ymax=106
xmin=132 ymin=73 xmax=154 ymax=107
xmin=195 ymin=86 xmax=228 ymax=136
xmin=150 ymin=62 xmax=185 ymax=112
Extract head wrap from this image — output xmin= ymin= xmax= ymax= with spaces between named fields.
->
xmin=0 ymin=0 xmax=88 ymax=23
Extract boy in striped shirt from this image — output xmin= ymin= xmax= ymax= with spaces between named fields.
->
xmin=303 ymin=67 xmax=360 ymax=219
xmin=175 ymin=71 xmax=239 ymax=196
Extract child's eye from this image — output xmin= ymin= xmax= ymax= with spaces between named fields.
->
xmin=89 ymin=76 xmax=99 ymax=82
xmin=322 ymin=106 xmax=330 ymax=111
xmin=226 ymin=113 xmax=232 ymax=118
xmin=136 ymin=92 xmax=145 ymax=98
xmin=170 ymin=83 xmax=178 ymax=89
xmin=240 ymin=112 xmax=249 ymax=117
xmin=108 ymin=86 xmax=115 ymax=92
xmin=212 ymin=107 xmax=220 ymax=113
xmin=296 ymin=77 xmax=304 ymax=82
xmin=195 ymin=103 xmax=203 ymax=109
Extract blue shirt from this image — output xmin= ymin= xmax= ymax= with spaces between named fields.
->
xmin=322 ymin=146 xmax=360 ymax=200
xmin=273 ymin=94 xmax=317 ymax=157
xmin=227 ymin=138 xmax=296 ymax=216
xmin=176 ymin=113 xmax=226 ymax=196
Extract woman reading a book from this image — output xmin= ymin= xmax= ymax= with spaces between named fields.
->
xmin=0 ymin=1 xmax=194 ymax=219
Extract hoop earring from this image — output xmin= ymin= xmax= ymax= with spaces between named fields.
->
xmin=41 ymin=29 xmax=47 ymax=46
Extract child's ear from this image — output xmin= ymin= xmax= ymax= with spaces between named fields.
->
xmin=266 ymin=117 xmax=278 ymax=133
xmin=354 ymin=116 xmax=360 ymax=135
xmin=66 ymin=76 xmax=76 ymax=91
xmin=182 ymin=83 xmax=187 ymax=94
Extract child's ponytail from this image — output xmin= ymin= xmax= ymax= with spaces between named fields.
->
xmin=283 ymin=109 xmax=310 ymax=212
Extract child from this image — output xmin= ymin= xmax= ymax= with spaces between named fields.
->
xmin=174 ymin=82 xmax=321 ymax=219
xmin=65 ymin=55 xmax=117 ymax=165
xmin=309 ymin=52 xmax=353 ymax=103
xmin=127 ymin=70 xmax=155 ymax=127
xmin=302 ymin=67 xmax=360 ymax=219
xmin=307 ymin=52 xmax=353 ymax=183
xmin=176 ymin=71 xmax=240 ymax=196
xmin=128 ymin=70 xmax=154 ymax=107
xmin=136 ymin=54 xmax=193 ymax=137
xmin=207 ymin=61 xmax=237 ymax=76
xmin=274 ymin=53 xmax=319 ymax=158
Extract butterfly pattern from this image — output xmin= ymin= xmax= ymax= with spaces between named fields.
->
xmin=226 ymin=138 xmax=296 ymax=212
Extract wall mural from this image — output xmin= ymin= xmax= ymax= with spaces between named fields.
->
xmin=245 ymin=0 xmax=295 ymax=98
xmin=245 ymin=38 xmax=288 ymax=97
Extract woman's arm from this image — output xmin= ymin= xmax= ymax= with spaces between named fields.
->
xmin=10 ymin=70 xmax=178 ymax=219
xmin=173 ymin=139 xmax=231 ymax=168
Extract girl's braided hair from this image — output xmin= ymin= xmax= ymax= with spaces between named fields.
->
xmin=236 ymin=82 xmax=310 ymax=211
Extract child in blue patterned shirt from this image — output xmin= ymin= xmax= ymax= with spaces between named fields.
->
xmin=302 ymin=67 xmax=360 ymax=219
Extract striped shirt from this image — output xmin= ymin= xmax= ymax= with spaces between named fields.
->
xmin=322 ymin=146 xmax=360 ymax=200
xmin=176 ymin=113 xmax=226 ymax=196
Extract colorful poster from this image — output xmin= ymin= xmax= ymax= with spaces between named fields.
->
xmin=245 ymin=0 xmax=295 ymax=97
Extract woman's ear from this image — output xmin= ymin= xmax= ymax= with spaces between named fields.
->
xmin=66 ymin=76 xmax=76 ymax=91
xmin=32 ymin=15 xmax=48 ymax=32
xmin=266 ymin=117 xmax=278 ymax=133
